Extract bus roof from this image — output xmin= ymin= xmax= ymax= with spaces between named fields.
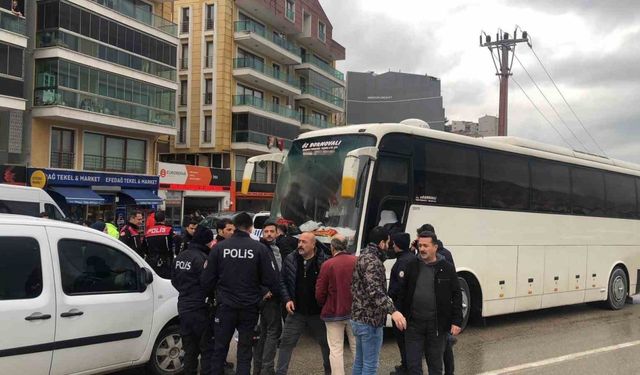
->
xmin=297 ymin=123 xmax=640 ymax=177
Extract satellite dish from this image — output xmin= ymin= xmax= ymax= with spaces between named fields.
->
xmin=400 ymin=118 xmax=430 ymax=129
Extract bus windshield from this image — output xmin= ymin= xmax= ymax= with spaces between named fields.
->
xmin=271 ymin=134 xmax=377 ymax=249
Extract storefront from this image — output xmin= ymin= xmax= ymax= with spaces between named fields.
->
xmin=28 ymin=168 xmax=161 ymax=226
xmin=157 ymin=162 xmax=231 ymax=227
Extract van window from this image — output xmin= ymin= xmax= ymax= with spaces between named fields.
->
xmin=0 ymin=237 xmax=43 ymax=300
xmin=45 ymin=203 xmax=65 ymax=220
xmin=0 ymin=200 xmax=40 ymax=216
xmin=58 ymin=239 xmax=140 ymax=295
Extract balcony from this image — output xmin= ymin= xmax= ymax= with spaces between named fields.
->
xmin=204 ymin=56 xmax=214 ymax=69
xmin=50 ymin=151 xmax=75 ymax=169
xmin=179 ymin=58 xmax=189 ymax=70
xmin=0 ymin=8 xmax=25 ymax=36
xmin=84 ymin=154 xmax=146 ymax=174
xmin=234 ymin=20 xmax=301 ymax=65
xmin=233 ymin=58 xmax=301 ymax=96
xmin=233 ymin=95 xmax=300 ymax=126
xmin=33 ymin=88 xmax=176 ymax=135
xmin=180 ymin=21 xmax=189 ymax=34
xmin=203 ymin=92 xmax=213 ymax=105
xmin=231 ymin=130 xmax=292 ymax=154
xmin=300 ymin=114 xmax=334 ymax=132
xmin=296 ymin=86 xmax=344 ymax=113
xmin=179 ymin=94 xmax=187 ymax=106
xmin=87 ymin=0 xmax=177 ymax=37
xmin=205 ymin=18 xmax=214 ymax=31
xmin=296 ymin=54 xmax=344 ymax=85
xmin=202 ymin=129 xmax=212 ymax=144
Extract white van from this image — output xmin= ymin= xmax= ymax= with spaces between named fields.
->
xmin=0 ymin=215 xmax=183 ymax=375
xmin=0 ymin=185 xmax=65 ymax=219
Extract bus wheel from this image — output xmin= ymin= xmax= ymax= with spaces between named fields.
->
xmin=459 ymin=277 xmax=471 ymax=330
xmin=606 ymin=267 xmax=628 ymax=310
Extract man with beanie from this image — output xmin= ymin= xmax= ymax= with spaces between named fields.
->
xmin=201 ymin=212 xmax=279 ymax=375
xmin=388 ymin=233 xmax=414 ymax=375
xmin=172 ymin=225 xmax=215 ymax=375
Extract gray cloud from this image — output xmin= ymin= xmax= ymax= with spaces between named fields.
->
xmin=508 ymin=0 xmax=640 ymax=26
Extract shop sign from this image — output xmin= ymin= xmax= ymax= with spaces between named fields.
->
xmin=27 ymin=169 xmax=159 ymax=189
xmin=158 ymin=162 xmax=231 ymax=190
xmin=0 ymin=165 xmax=27 ymax=185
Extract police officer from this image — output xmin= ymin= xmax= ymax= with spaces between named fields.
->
xmin=171 ymin=225 xmax=215 ymax=375
xmin=201 ymin=212 xmax=279 ymax=375
xmin=120 ymin=211 xmax=145 ymax=258
xmin=144 ymin=211 xmax=175 ymax=279
xmin=175 ymin=219 xmax=199 ymax=255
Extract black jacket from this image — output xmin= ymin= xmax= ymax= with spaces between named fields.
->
xmin=174 ymin=232 xmax=193 ymax=255
xmin=171 ymin=243 xmax=209 ymax=314
xmin=437 ymin=240 xmax=455 ymax=268
xmin=388 ymin=250 xmax=416 ymax=309
xmin=119 ymin=222 xmax=145 ymax=257
xmin=280 ymin=247 xmax=328 ymax=304
xmin=144 ymin=224 xmax=175 ymax=259
xmin=200 ymin=231 xmax=279 ymax=308
xmin=260 ymin=238 xmax=282 ymax=299
xmin=396 ymin=255 xmax=463 ymax=335
xmin=276 ymin=234 xmax=298 ymax=260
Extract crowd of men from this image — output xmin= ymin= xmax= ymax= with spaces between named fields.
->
xmin=118 ymin=208 xmax=459 ymax=375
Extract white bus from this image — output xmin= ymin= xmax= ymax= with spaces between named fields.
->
xmin=242 ymin=123 xmax=640 ymax=327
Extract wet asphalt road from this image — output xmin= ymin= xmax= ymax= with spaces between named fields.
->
xmin=113 ymin=302 xmax=640 ymax=374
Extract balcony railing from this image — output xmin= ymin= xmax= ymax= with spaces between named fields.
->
xmin=301 ymin=54 xmax=344 ymax=81
xmin=205 ymin=56 xmax=214 ymax=69
xmin=232 ymin=130 xmax=292 ymax=149
xmin=51 ymin=151 xmax=75 ymax=169
xmin=233 ymin=58 xmax=298 ymax=88
xmin=285 ymin=8 xmax=295 ymax=21
xmin=84 ymin=154 xmax=146 ymax=174
xmin=179 ymin=94 xmax=187 ymax=106
xmin=180 ymin=21 xmax=189 ymax=34
xmin=203 ymin=92 xmax=213 ymax=105
xmin=37 ymin=30 xmax=176 ymax=81
xmin=300 ymin=85 xmax=344 ymax=108
xmin=0 ymin=8 xmax=25 ymax=35
xmin=233 ymin=95 xmax=299 ymax=121
xmin=301 ymin=114 xmax=333 ymax=129
xmin=205 ymin=18 xmax=214 ymax=31
xmin=202 ymin=129 xmax=212 ymax=143
xmin=88 ymin=0 xmax=177 ymax=36
xmin=177 ymin=129 xmax=186 ymax=144
xmin=34 ymin=88 xmax=175 ymax=127
xmin=234 ymin=20 xmax=298 ymax=55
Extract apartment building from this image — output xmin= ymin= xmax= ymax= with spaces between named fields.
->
xmin=161 ymin=0 xmax=346 ymax=214
xmin=27 ymin=0 xmax=179 ymax=223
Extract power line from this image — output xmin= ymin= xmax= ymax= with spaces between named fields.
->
xmin=528 ymin=46 xmax=608 ymax=157
xmin=513 ymin=53 xmax=590 ymax=153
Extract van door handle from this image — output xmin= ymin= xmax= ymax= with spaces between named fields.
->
xmin=60 ymin=310 xmax=84 ymax=318
xmin=25 ymin=312 xmax=52 ymax=321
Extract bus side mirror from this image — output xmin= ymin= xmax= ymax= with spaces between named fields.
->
xmin=241 ymin=152 xmax=286 ymax=195
xmin=341 ymin=147 xmax=378 ymax=199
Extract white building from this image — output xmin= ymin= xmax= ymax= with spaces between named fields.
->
xmin=479 ymin=115 xmax=499 ymax=137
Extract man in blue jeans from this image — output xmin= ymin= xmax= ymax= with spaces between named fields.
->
xmin=351 ymin=226 xmax=407 ymax=375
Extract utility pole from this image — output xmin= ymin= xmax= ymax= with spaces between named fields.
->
xmin=480 ymin=27 xmax=531 ymax=136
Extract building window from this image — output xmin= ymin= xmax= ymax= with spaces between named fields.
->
xmin=204 ymin=79 xmax=212 ymax=105
xmin=180 ymin=44 xmax=189 ymax=70
xmin=205 ymin=41 xmax=214 ymax=68
xmin=205 ymin=4 xmax=214 ymax=30
xmin=285 ymin=0 xmax=295 ymax=21
xmin=318 ymin=21 xmax=326 ymax=42
xmin=0 ymin=237 xmax=42 ymax=301
xmin=181 ymin=7 xmax=189 ymax=33
xmin=235 ymin=155 xmax=247 ymax=182
xmin=178 ymin=116 xmax=187 ymax=144
xmin=180 ymin=80 xmax=188 ymax=105
xmin=211 ymin=153 xmax=230 ymax=169
xmin=0 ymin=42 xmax=24 ymax=79
xmin=203 ymin=115 xmax=212 ymax=143
xmin=272 ymin=63 xmax=281 ymax=79
xmin=51 ymin=128 xmax=75 ymax=169
xmin=272 ymin=96 xmax=280 ymax=108
xmin=83 ymin=132 xmax=147 ymax=174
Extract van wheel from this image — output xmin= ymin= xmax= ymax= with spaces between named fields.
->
xmin=459 ymin=277 xmax=471 ymax=331
xmin=606 ymin=267 xmax=628 ymax=310
xmin=148 ymin=325 xmax=184 ymax=375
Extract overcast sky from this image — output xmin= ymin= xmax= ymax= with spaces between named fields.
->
xmin=321 ymin=0 xmax=640 ymax=163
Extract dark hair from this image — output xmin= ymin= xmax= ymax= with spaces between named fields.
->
xmin=129 ymin=211 xmax=142 ymax=219
xmin=263 ymin=220 xmax=277 ymax=231
xmin=187 ymin=219 xmax=199 ymax=227
xmin=155 ymin=211 xmax=166 ymax=223
xmin=277 ymin=223 xmax=288 ymax=234
xmin=331 ymin=237 xmax=348 ymax=252
xmin=233 ymin=212 xmax=253 ymax=230
xmin=418 ymin=231 xmax=438 ymax=245
xmin=417 ymin=224 xmax=435 ymax=235
xmin=104 ymin=212 xmax=114 ymax=223
xmin=368 ymin=226 xmax=389 ymax=246
xmin=216 ymin=218 xmax=233 ymax=231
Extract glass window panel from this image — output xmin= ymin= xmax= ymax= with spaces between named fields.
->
xmin=126 ymin=139 xmax=145 ymax=160
xmin=9 ymin=46 xmax=24 ymax=78
xmin=0 ymin=237 xmax=42 ymax=300
xmin=605 ymin=173 xmax=637 ymax=218
xmin=81 ymin=10 xmax=91 ymax=35
xmin=59 ymin=2 xmax=70 ymax=30
xmin=571 ymin=168 xmax=605 ymax=216
xmin=69 ymin=5 xmax=81 ymax=33
xmin=531 ymin=160 xmax=571 ymax=214
xmin=44 ymin=1 xmax=59 ymax=29
xmin=482 ymin=151 xmax=530 ymax=210
xmin=90 ymin=14 xmax=100 ymax=40
xmin=0 ymin=45 xmax=6 ymax=75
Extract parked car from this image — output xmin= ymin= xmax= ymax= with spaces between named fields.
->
xmin=0 ymin=215 xmax=182 ymax=375
xmin=0 ymin=184 xmax=65 ymax=219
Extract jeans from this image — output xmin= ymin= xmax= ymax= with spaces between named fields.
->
xmin=179 ymin=309 xmax=214 ymax=375
xmin=276 ymin=313 xmax=330 ymax=375
xmin=325 ymin=320 xmax=356 ymax=375
xmin=253 ymin=298 xmax=283 ymax=375
xmin=405 ymin=320 xmax=447 ymax=375
xmin=350 ymin=320 xmax=384 ymax=375
xmin=213 ymin=304 xmax=259 ymax=375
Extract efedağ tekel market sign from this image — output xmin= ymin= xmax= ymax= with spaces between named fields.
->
xmin=28 ymin=169 xmax=159 ymax=189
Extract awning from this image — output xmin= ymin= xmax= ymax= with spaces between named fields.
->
xmin=119 ymin=189 xmax=163 ymax=205
xmin=48 ymin=187 xmax=106 ymax=205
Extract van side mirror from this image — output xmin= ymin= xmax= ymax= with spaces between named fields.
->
xmin=341 ymin=147 xmax=378 ymax=199
xmin=139 ymin=267 xmax=153 ymax=291
xmin=241 ymin=152 xmax=286 ymax=194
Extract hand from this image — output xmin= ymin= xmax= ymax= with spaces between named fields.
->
xmin=450 ymin=325 xmax=461 ymax=336
xmin=286 ymin=301 xmax=295 ymax=314
xmin=263 ymin=291 xmax=273 ymax=300
xmin=391 ymin=311 xmax=406 ymax=331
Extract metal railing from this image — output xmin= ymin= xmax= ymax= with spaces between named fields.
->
xmin=301 ymin=53 xmax=344 ymax=81
xmin=180 ymin=21 xmax=189 ymax=34
xmin=233 ymin=95 xmax=299 ymax=120
xmin=84 ymin=154 xmax=146 ymax=174
xmin=179 ymin=94 xmax=187 ymax=106
xmin=203 ymin=92 xmax=213 ymax=105
xmin=34 ymin=88 xmax=175 ymax=127
xmin=50 ymin=151 xmax=75 ymax=169
xmin=205 ymin=56 xmax=214 ymax=69
xmin=301 ymin=114 xmax=333 ymax=129
xmin=202 ymin=129 xmax=212 ymax=143
xmin=300 ymin=85 xmax=345 ymax=108
xmin=88 ymin=0 xmax=177 ymax=36
xmin=232 ymin=130 xmax=292 ymax=149
xmin=179 ymin=58 xmax=189 ymax=70
xmin=233 ymin=58 xmax=298 ymax=88
xmin=234 ymin=20 xmax=298 ymax=55
xmin=0 ymin=8 xmax=25 ymax=35
xmin=205 ymin=18 xmax=214 ymax=30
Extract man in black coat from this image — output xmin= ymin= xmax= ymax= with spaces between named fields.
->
xmin=396 ymin=231 xmax=462 ymax=375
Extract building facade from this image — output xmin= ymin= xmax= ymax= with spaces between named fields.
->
xmin=161 ymin=0 xmax=346 ymax=215
xmin=346 ymin=71 xmax=445 ymax=130
xmin=451 ymin=115 xmax=499 ymax=138
xmin=27 ymin=0 xmax=178 ymax=223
